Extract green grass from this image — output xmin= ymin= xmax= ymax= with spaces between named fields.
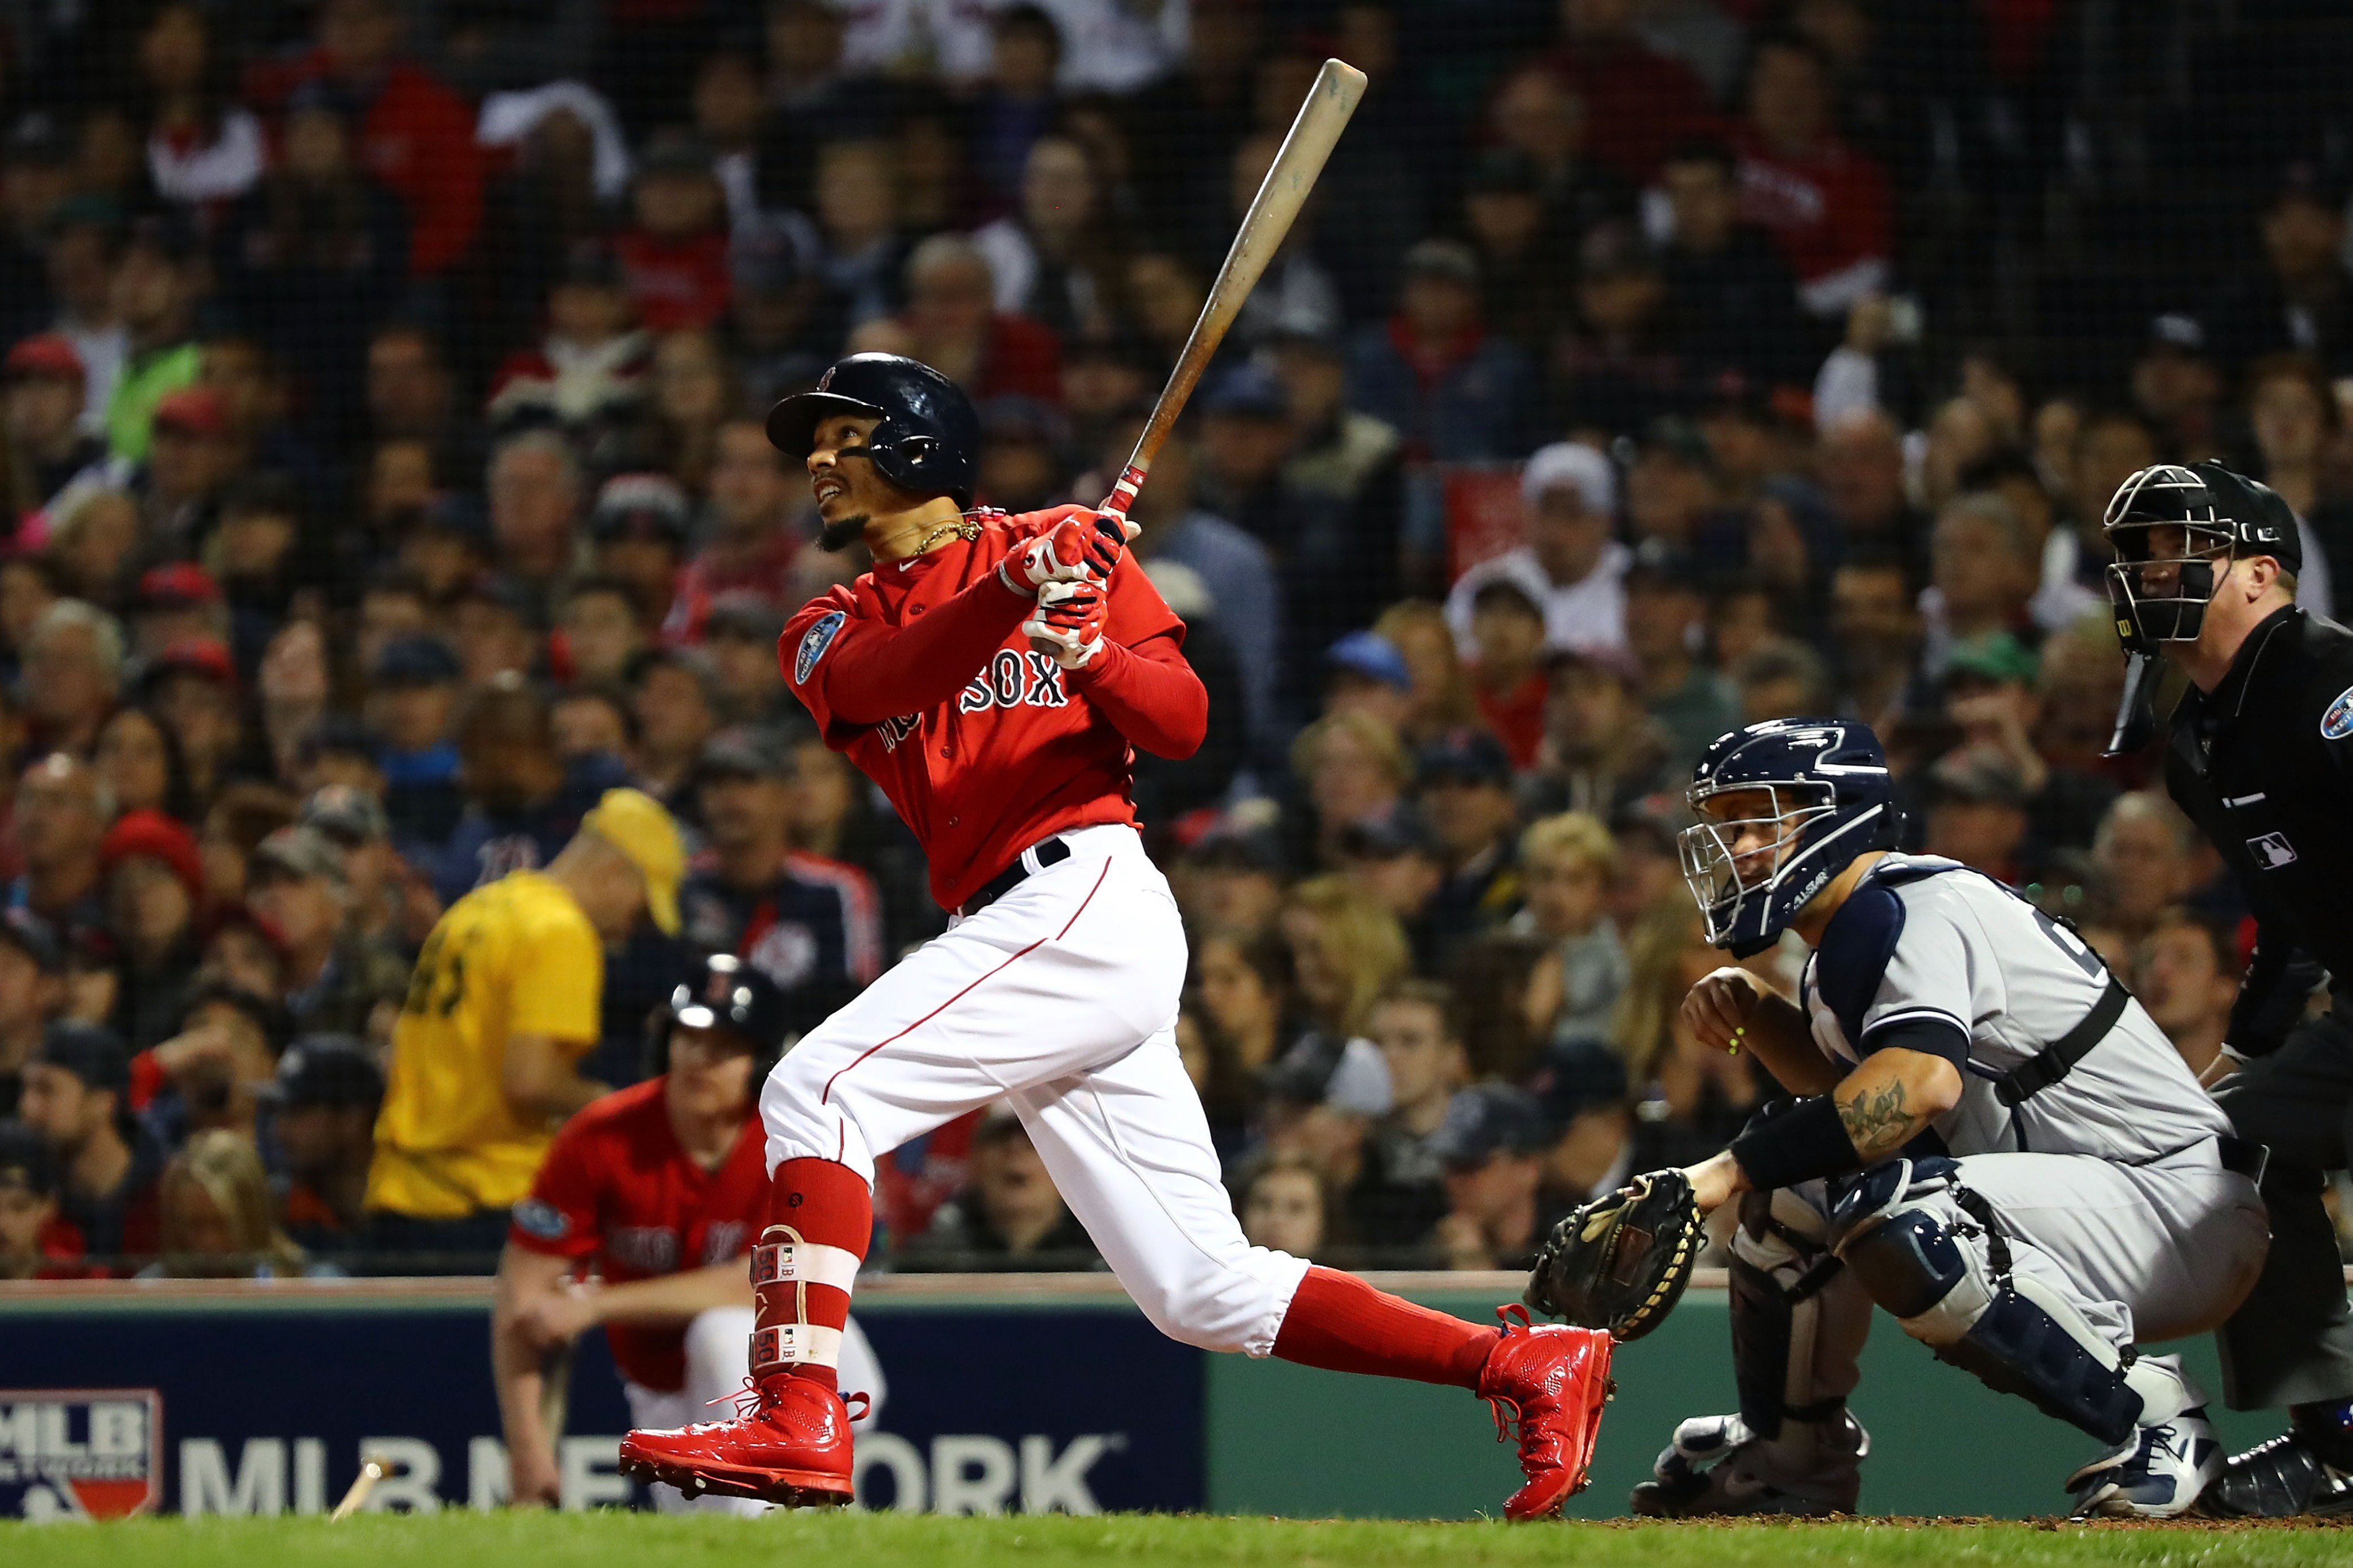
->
xmin=3 ymin=1511 xmax=2346 ymax=1568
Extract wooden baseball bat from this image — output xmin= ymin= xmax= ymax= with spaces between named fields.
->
xmin=1100 ymin=57 xmax=1367 ymax=522
xmin=329 ymin=1454 xmax=387 ymax=1522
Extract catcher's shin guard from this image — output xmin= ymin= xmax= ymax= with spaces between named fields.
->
xmin=1729 ymin=1189 xmax=1868 ymax=1444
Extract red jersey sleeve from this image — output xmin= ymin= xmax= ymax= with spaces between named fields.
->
xmin=780 ymin=586 xmax=864 ymax=745
xmin=508 ymin=1115 xmax=603 ymax=1261
xmin=1067 ymin=563 xmax=1202 ymax=758
xmin=782 ymin=572 xmax=1036 ymax=737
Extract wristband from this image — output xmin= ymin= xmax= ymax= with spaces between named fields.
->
xmin=1729 ymin=1094 xmax=1862 ymax=1192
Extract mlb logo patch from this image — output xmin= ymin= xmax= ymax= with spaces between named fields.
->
xmin=0 ymin=1389 xmax=162 ymax=1520
xmin=2323 ymin=685 xmax=2353 ymax=740
xmin=2247 ymin=832 xmax=2299 ymax=870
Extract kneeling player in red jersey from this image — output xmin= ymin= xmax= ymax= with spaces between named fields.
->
xmin=619 ymin=355 xmax=1610 ymax=1517
xmin=496 ymin=954 xmax=882 ymax=1512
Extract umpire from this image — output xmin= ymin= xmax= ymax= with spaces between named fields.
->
xmin=2104 ymin=460 xmax=2353 ymax=1515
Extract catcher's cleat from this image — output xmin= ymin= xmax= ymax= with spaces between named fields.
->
xmin=1627 ymin=1412 xmax=1863 ymax=1518
xmin=618 ymin=1374 xmax=863 ymax=1507
xmin=2196 ymin=1429 xmax=2353 ymax=1519
xmin=2067 ymin=1407 xmax=2222 ymax=1519
xmin=1476 ymin=1304 xmax=1614 ymax=1520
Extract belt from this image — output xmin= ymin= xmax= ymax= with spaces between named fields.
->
xmin=957 ymin=836 xmax=1071 ymax=917
xmin=2216 ymin=1134 xmax=2269 ymax=1184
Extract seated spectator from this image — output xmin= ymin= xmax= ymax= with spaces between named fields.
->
xmin=1288 ymin=709 xmax=1412 ymax=870
xmin=1445 ymin=442 xmax=1627 ymax=656
xmin=1921 ymin=493 xmax=2039 ymax=681
xmin=435 ymin=678 xmax=633 ymax=904
xmin=1827 ymin=544 xmax=1924 ymax=725
xmin=1352 ymin=981 xmax=1468 ymax=1245
xmin=452 ymin=576 xmax=547 ymax=689
xmin=703 ymin=596 xmax=792 ymax=726
xmin=1733 ymin=33 xmax=1892 ymax=319
xmin=9 ymin=753 xmax=110 ymax=933
xmin=103 ymin=214 xmax=205 ymax=465
xmin=1819 ymin=405 xmax=1926 ymax=584
xmin=1922 ymin=751 xmax=2035 ymax=886
xmin=588 ymin=476 xmax=692 ymax=636
xmin=1347 ymin=239 xmax=1534 ymax=462
xmin=1521 ymin=647 xmax=1677 ymax=818
xmin=1611 ymin=897 xmax=1761 ymax=1159
xmin=647 ymin=338 xmax=738 ymax=509
xmin=99 ymin=809 xmax=206 ymax=1052
xmin=138 ymin=984 xmax=287 ymax=1148
xmin=1623 ymin=544 xmax=1739 ymax=776
xmin=2210 ymin=161 xmax=2353 ymax=379
xmin=195 ymin=783 xmax=296 ymax=916
xmin=246 ymin=826 xmax=408 ymax=1044
xmin=2089 ymin=792 xmax=2201 ymax=951
xmin=0 ymin=1119 xmax=91 ymax=1278
xmin=1318 ymin=631 xmax=1414 ymax=737
xmin=140 ymin=638 xmax=242 ymax=805
xmin=630 ymin=651 xmax=721 ymax=810
xmin=671 ymin=419 xmax=809 ymax=640
xmin=148 ymin=1127 xmax=311 ymax=1279
xmin=614 ymin=136 xmax=732 ymax=334
xmin=44 ymin=489 xmax=144 ymax=609
xmin=300 ymin=785 xmax=425 ymax=960
xmin=22 ymin=600 xmax=125 ymax=756
xmin=487 ymin=244 xmax=650 ymax=432
xmin=1461 ymin=580 xmax=1549 ymax=770
xmin=95 ymin=706 xmax=196 ymax=825
xmin=1237 ymin=1152 xmax=1330 ymax=1260
xmin=17 ymin=1019 xmax=159 ymax=1258
xmin=1513 ymin=813 xmax=1627 ymax=1064
xmin=2134 ymin=912 xmax=2238 ymax=1082
xmin=269 ymin=1034 xmax=383 ymax=1260
xmin=1173 ymin=831 xmax=1288 ymax=945
xmin=1530 ymin=1048 xmax=1645 ymax=1215
xmin=365 ymin=635 xmax=465 ymax=848
xmin=0 ymin=913 xmax=64 ymax=1118
xmin=196 ymin=909 xmax=287 ymax=1004
xmin=971 ymin=134 xmax=1123 ymax=346
xmin=680 ymin=728 xmax=882 ymax=1032
xmin=1546 ymin=0 xmax=1714 ymax=182
xmin=1428 ymin=1083 xmax=1549 ymax=1271
xmin=1733 ymin=639 xmax=1830 ymax=726
xmin=1270 ymin=329 xmax=1408 ymax=579
xmin=893 ymin=234 xmax=1060 ymax=404
xmin=1414 ymin=729 xmax=1524 ymax=960
xmin=1273 ymin=875 xmax=1406 ymax=1109
xmin=1190 ymin=929 xmax=1295 ymax=1148
xmin=3 ymin=334 xmax=111 ymax=517
xmin=1551 ymin=223 xmax=1685 ymax=441
xmin=1336 ymin=816 xmax=1445 ymax=969
xmin=1656 ymin=140 xmax=1810 ymax=391
xmin=900 ymin=1109 xmax=1102 ymax=1271
xmin=1371 ymin=601 xmax=1478 ymax=749
xmin=557 ymin=577 xmax=648 ymax=689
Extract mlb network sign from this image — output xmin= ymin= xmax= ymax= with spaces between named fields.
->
xmin=0 ymin=1389 xmax=163 ymax=1520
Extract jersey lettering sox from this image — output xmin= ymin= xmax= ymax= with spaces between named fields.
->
xmin=780 ymin=516 xmax=1185 ymax=911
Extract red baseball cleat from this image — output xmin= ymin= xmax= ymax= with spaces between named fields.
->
xmin=1476 ymin=1304 xmax=1615 ymax=1520
xmin=618 ymin=1374 xmax=862 ymax=1507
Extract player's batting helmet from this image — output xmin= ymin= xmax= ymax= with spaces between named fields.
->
xmin=1678 ymin=719 xmax=1899 ymax=955
xmin=766 ymin=353 xmax=981 ymax=509
xmin=653 ymin=953 xmax=793 ymax=1078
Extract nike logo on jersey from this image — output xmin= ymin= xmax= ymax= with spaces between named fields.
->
xmin=959 ymin=648 xmax=1069 ymax=713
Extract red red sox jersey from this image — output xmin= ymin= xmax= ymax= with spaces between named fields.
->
xmin=508 ymin=1079 xmax=767 ymax=1392
xmin=780 ymin=515 xmax=1186 ymax=911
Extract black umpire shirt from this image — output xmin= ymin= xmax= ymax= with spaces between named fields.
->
xmin=2164 ymin=605 xmax=2353 ymax=1053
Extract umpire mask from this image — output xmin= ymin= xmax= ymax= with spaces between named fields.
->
xmin=2101 ymin=461 xmax=2297 ymax=650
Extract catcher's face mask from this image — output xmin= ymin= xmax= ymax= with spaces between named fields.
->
xmin=2103 ymin=464 xmax=2235 ymax=647
xmin=1677 ymin=784 xmax=1837 ymax=948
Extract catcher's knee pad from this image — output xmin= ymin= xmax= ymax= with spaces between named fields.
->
xmin=1842 ymin=1203 xmax=2153 ymax=1445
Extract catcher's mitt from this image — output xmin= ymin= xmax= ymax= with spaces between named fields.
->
xmin=1524 ymin=1168 xmax=1704 ymax=1341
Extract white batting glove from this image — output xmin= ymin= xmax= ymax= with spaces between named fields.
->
xmin=1023 ymin=580 xmax=1108 ymax=669
xmin=997 ymin=505 xmax=1128 ymax=597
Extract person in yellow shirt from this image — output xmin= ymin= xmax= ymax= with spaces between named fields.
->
xmin=365 ymin=789 xmax=684 ymax=1266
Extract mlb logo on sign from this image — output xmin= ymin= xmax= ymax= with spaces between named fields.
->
xmin=0 ymin=1389 xmax=163 ymax=1520
xmin=2247 ymin=832 xmax=2299 ymax=870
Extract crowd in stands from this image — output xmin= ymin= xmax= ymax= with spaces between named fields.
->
xmin=2 ymin=0 xmax=2352 ymax=1279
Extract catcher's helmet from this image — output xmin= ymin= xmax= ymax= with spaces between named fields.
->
xmin=651 ymin=953 xmax=790 ymax=1078
xmin=2102 ymin=461 xmax=2300 ymax=649
xmin=765 ymin=353 xmax=981 ymax=509
xmin=1679 ymin=719 xmax=1898 ymax=955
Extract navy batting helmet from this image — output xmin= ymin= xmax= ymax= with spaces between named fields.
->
xmin=766 ymin=354 xmax=981 ymax=509
xmin=652 ymin=953 xmax=792 ymax=1078
xmin=1679 ymin=719 xmax=1899 ymax=954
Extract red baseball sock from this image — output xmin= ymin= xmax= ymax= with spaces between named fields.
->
xmin=750 ymin=1158 xmax=874 ymax=1394
xmin=1271 ymin=1266 xmax=1500 ymax=1389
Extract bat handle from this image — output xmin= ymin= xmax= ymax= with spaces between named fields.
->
xmin=1098 ymin=462 xmax=1149 ymax=538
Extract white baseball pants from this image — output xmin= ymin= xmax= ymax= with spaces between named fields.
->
xmin=759 ymin=823 xmax=1310 ymax=1356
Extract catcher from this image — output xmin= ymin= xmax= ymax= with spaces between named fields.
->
xmin=1528 ymin=719 xmax=2269 ymax=1517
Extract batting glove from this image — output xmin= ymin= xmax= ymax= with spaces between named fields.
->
xmin=997 ymin=505 xmax=1128 ymax=597
xmin=1023 ymin=580 xmax=1108 ymax=669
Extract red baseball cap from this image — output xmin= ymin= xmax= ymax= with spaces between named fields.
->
xmin=99 ymin=809 xmax=205 ymax=903
xmin=2 ymin=334 xmax=84 ymax=383
xmin=152 ymin=385 xmax=227 ymax=438
xmin=145 ymin=638 xmax=237 ymax=691
xmin=137 ymin=562 xmax=223 ymax=609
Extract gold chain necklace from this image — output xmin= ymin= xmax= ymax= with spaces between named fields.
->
xmin=911 ymin=515 xmax=983 ymax=556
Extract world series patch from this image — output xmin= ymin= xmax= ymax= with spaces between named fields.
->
xmin=2323 ymin=684 xmax=2353 ymax=740
xmin=794 ymin=611 xmax=846 ymax=685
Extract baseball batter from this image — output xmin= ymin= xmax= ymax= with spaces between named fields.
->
xmin=1637 ymin=719 xmax=2269 ymax=1517
xmin=619 ymin=354 xmax=1611 ymax=1517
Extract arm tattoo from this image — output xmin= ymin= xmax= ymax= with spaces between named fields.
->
xmin=1839 ymin=1077 xmax=1916 ymax=1161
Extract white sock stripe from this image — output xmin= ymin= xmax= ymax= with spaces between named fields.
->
xmin=750 ymin=1240 xmax=862 ymax=1294
xmin=749 ymin=1322 xmax=845 ymax=1372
